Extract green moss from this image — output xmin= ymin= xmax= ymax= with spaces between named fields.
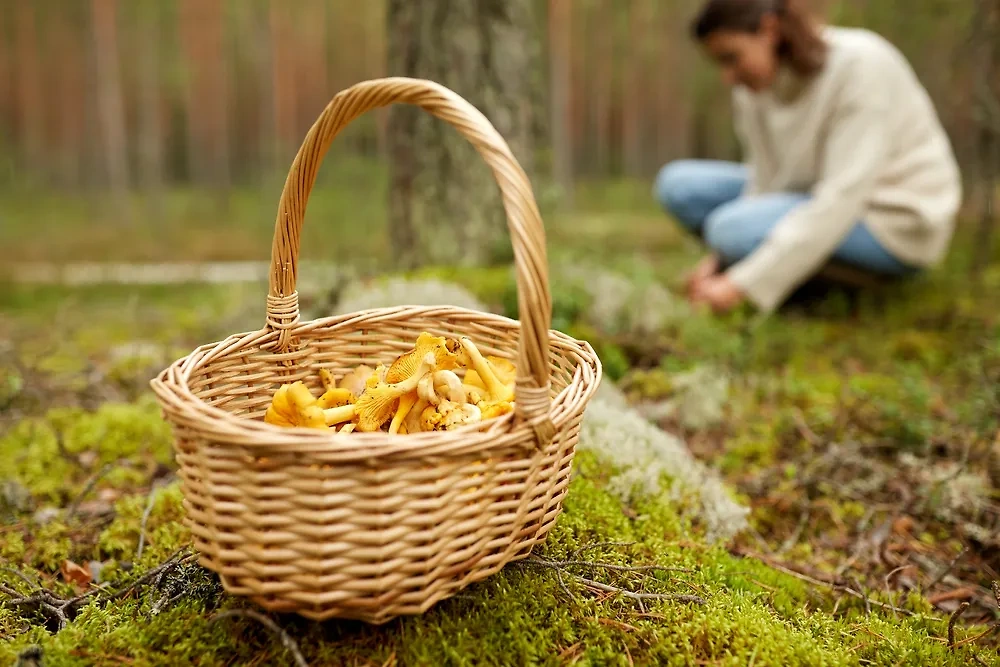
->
xmin=28 ymin=521 xmax=73 ymax=571
xmin=0 ymin=395 xmax=173 ymax=504
xmin=0 ymin=531 xmax=26 ymax=562
xmin=97 ymin=483 xmax=189 ymax=566
xmin=620 ymin=368 xmax=675 ymax=401
xmin=2 ymin=448 xmax=983 ymax=666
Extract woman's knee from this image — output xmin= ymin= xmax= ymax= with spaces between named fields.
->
xmin=653 ymin=160 xmax=707 ymax=232
xmin=703 ymin=203 xmax=766 ymax=264
xmin=653 ymin=160 xmax=748 ymax=234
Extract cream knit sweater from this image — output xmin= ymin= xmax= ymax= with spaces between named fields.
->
xmin=726 ymin=26 xmax=962 ymax=312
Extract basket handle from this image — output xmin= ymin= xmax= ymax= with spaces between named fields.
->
xmin=265 ymin=77 xmax=554 ymax=445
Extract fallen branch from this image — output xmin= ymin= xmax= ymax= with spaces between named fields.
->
xmin=570 ymin=542 xmax=637 ymax=559
xmin=733 ymin=548 xmax=916 ymax=617
xmin=927 ymin=547 xmax=969 ymax=590
xmin=66 ymin=463 xmax=115 ymax=519
xmin=950 ymin=621 xmax=1000 ymax=649
xmin=0 ymin=548 xmax=196 ymax=630
xmin=539 ymin=560 xmax=695 ymax=575
xmin=1 ymin=567 xmax=41 ymax=589
xmin=212 ymin=609 xmax=309 ymax=667
xmin=526 ymin=555 xmax=706 ymax=606
xmin=777 ymin=507 xmax=810 ymax=555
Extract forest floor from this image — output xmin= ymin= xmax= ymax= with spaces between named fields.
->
xmin=2 ymin=173 xmax=1000 ymax=666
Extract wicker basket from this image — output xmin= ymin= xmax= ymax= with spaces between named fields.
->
xmin=150 ymin=77 xmax=602 ymax=624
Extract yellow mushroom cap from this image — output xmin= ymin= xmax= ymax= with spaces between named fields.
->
xmin=317 ymin=387 xmax=354 ymax=409
xmin=264 ymin=382 xmax=332 ymax=429
xmin=385 ymin=332 xmax=461 ymax=384
xmin=354 ymin=352 xmax=436 ymax=432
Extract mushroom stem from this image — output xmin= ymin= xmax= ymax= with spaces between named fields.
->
xmin=459 ymin=337 xmax=514 ymax=403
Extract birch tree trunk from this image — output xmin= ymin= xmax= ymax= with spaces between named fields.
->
xmin=386 ymin=0 xmax=541 ymax=269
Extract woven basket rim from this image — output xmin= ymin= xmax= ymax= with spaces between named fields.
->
xmin=151 ymin=305 xmax=601 ymax=457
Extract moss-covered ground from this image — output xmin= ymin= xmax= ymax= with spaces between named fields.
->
xmin=2 ymin=172 xmax=1000 ymax=665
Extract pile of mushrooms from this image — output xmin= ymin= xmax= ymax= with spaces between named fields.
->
xmin=264 ymin=332 xmax=516 ymax=434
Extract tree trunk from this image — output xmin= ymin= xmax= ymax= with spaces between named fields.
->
xmin=14 ymin=2 xmax=43 ymax=180
xmin=386 ymin=0 xmax=540 ymax=269
xmin=179 ymin=0 xmax=231 ymax=191
xmin=50 ymin=4 xmax=86 ymax=189
xmin=621 ymin=0 xmax=647 ymax=177
xmin=90 ymin=0 xmax=130 ymax=201
xmin=971 ymin=0 xmax=1000 ymax=278
xmin=548 ymin=0 xmax=574 ymax=204
xmin=589 ymin=0 xmax=613 ymax=176
xmin=137 ymin=0 xmax=165 ymax=204
xmin=270 ymin=0 xmax=298 ymax=166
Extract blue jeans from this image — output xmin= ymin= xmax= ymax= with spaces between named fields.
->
xmin=653 ymin=159 xmax=916 ymax=276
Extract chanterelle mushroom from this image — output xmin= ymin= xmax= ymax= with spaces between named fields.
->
xmin=419 ymin=400 xmax=483 ymax=431
xmin=353 ymin=352 xmax=437 ymax=432
xmin=386 ymin=332 xmax=461 ymax=384
xmin=464 ymin=355 xmax=515 ymax=395
xmin=265 ymin=381 xmax=354 ymax=429
xmin=458 ymin=337 xmax=515 ymax=403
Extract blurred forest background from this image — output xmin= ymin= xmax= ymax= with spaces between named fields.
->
xmin=0 ymin=0 xmax=995 ymax=268
xmin=8 ymin=4 xmax=1000 ymax=663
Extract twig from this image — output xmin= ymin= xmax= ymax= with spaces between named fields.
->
xmin=1 ymin=547 xmax=198 ymax=632
xmin=853 ymin=578 xmax=872 ymax=616
xmin=212 ymin=609 xmax=309 ymax=667
xmin=150 ymin=589 xmax=190 ymax=617
xmin=540 ymin=560 xmax=695 ymax=575
xmin=66 ymin=463 xmax=115 ymax=519
xmin=572 ymin=574 xmax=706 ymax=605
xmin=136 ymin=481 xmax=165 ymax=562
xmin=948 ymin=601 xmax=970 ymax=647
xmin=950 ymin=621 xmax=1000 ymax=649
xmin=553 ymin=565 xmax=573 ymax=600
xmin=792 ymin=409 xmax=821 ymax=446
xmin=570 ymin=542 xmax=636 ymax=559
xmin=100 ymin=551 xmax=197 ymax=604
xmin=927 ymin=547 xmax=968 ymax=592
xmin=527 ymin=556 xmax=706 ymax=605
xmin=736 ymin=548 xmax=916 ymax=617
xmin=777 ymin=507 xmax=810 ymax=555
xmin=0 ymin=567 xmax=41 ymax=589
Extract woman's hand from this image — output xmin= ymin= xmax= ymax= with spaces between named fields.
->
xmin=690 ymin=273 xmax=745 ymax=313
xmin=684 ymin=254 xmax=721 ymax=296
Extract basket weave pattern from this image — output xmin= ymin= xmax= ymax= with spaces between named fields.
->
xmin=151 ymin=77 xmax=601 ymax=623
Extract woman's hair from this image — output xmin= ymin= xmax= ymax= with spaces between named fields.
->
xmin=691 ymin=0 xmax=828 ymax=77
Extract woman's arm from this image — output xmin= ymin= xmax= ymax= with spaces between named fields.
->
xmin=725 ymin=63 xmax=892 ymax=312
xmin=732 ymin=90 xmax=760 ymax=197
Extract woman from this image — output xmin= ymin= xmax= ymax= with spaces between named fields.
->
xmin=655 ymin=0 xmax=962 ymax=314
